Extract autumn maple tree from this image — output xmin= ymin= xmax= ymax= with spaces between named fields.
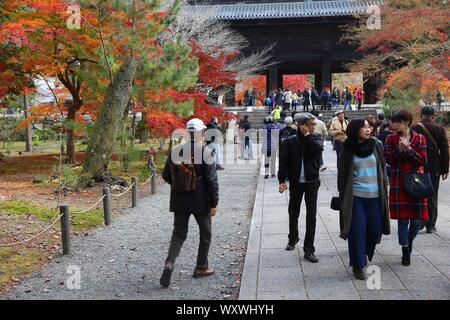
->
xmin=344 ymin=0 xmax=449 ymax=107
xmin=0 ymin=0 xmax=105 ymax=163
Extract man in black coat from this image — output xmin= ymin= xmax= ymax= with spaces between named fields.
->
xmin=412 ymin=106 xmax=449 ymax=233
xmin=160 ymin=118 xmax=219 ymax=287
xmin=278 ymin=113 xmax=324 ymax=263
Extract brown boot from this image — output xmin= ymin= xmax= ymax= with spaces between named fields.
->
xmin=193 ymin=267 xmax=215 ymax=278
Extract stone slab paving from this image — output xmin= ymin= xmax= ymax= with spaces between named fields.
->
xmin=240 ymin=141 xmax=450 ymax=300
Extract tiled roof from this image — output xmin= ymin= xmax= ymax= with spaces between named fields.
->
xmin=183 ymin=0 xmax=384 ymax=20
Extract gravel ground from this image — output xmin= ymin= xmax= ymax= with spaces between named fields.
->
xmin=1 ymin=161 xmax=259 ymax=300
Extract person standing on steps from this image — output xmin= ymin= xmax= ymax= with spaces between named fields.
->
xmin=278 ymin=113 xmax=323 ymax=263
xmin=338 ymin=119 xmax=390 ymax=280
xmin=160 ymin=118 xmax=219 ymax=288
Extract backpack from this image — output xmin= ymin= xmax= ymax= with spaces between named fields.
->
xmin=170 ymin=154 xmax=198 ymax=193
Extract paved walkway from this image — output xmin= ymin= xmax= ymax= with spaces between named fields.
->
xmin=239 ymin=142 xmax=450 ymax=300
xmin=2 ymin=142 xmax=259 ymax=300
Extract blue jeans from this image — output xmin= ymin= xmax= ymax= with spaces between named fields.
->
xmin=212 ymin=142 xmax=222 ymax=166
xmin=332 ymin=98 xmax=338 ymax=108
xmin=344 ymin=100 xmax=351 ymax=111
xmin=397 ymin=219 xmax=421 ymax=246
xmin=348 ymin=197 xmax=382 ymax=268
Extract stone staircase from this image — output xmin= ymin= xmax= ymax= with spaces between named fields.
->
xmin=228 ymin=106 xmax=381 ymax=129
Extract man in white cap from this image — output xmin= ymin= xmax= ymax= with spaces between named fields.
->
xmin=160 ymin=118 xmax=219 ymax=287
xmin=278 ymin=112 xmax=324 ymax=263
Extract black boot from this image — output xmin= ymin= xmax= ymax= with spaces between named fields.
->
xmin=160 ymin=261 xmax=174 ymax=288
xmin=401 ymin=246 xmax=410 ymax=266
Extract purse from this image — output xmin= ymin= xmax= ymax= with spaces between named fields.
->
xmin=330 ymin=196 xmax=341 ymax=211
xmin=403 ymin=172 xmax=435 ymax=198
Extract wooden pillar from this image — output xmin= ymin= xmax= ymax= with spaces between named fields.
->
xmin=268 ymin=64 xmax=279 ymax=94
xmin=315 ymin=71 xmax=322 ymax=93
xmin=321 ymin=49 xmax=332 ymax=90
xmin=277 ymin=72 xmax=283 ymax=91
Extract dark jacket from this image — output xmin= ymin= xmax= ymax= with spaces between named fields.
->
xmin=279 ymin=125 xmax=297 ymax=143
xmin=377 ymin=129 xmax=393 ymax=147
xmin=412 ymin=118 xmax=449 ymax=175
xmin=278 ymin=133 xmax=324 ymax=186
xmin=275 ymin=92 xmax=284 ymax=106
xmin=240 ymin=119 xmax=251 ymax=132
xmin=162 ymin=140 xmax=219 ymax=214
xmin=338 ymin=138 xmax=390 ymax=240
xmin=206 ymin=120 xmax=218 ymax=143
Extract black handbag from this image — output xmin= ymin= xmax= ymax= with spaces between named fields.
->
xmin=403 ymin=172 xmax=435 ymax=198
xmin=331 ymin=196 xmax=341 ymax=211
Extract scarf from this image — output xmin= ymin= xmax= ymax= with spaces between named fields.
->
xmin=343 ymin=138 xmax=376 ymax=158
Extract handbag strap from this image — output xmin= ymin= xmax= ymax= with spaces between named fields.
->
xmin=417 ymin=122 xmax=438 ymax=150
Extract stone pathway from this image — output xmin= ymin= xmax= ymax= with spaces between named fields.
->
xmin=240 ymin=141 xmax=450 ymax=300
xmin=2 ymin=142 xmax=259 ymax=300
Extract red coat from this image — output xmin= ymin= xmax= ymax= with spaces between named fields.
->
xmin=385 ymin=130 xmax=428 ymax=220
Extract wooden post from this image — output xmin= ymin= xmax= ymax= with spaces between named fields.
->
xmin=60 ymin=205 xmax=71 ymax=255
xmin=103 ymin=188 xmax=111 ymax=226
xmin=132 ymin=177 xmax=137 ymax=208
xmin=23 ymin=94 xmax=33 ymax=152
xmin=151 ymin=168 xmax=157 ymax=195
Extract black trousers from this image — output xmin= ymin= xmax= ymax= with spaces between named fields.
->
xmin=426 ymin=174 xmax=440 ymax=228
xmin=288 ymin=181 xmax=320 ymax=253
xmin=165 ymin=212 xmax=211 ymax=268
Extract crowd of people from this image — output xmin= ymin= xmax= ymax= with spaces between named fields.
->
xmin=158 ymin=104 xmax=448 ymax=287
xmin=234 ymin=105 xmax=449 ymax=280
xmin=263 ymin=86 xmax=365 ymax=113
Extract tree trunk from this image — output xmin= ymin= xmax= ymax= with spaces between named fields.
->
xmin=23 ymin=94 xmax=33 ymax=153
xmin=66 ymin=108 xmax=76 ymax=164
xmin=83 ymin=57 xmax=138 ymax=181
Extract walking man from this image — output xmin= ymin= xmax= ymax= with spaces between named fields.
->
xmin=160 ymin=118 xmax=219 ymax=287
xmin=412 ymin=106 xmax=449 ymax=233
xmin=278 ymin=113 xmax=324 ymax=263
xmin=206 ymin=116 xmax=225 ymax=170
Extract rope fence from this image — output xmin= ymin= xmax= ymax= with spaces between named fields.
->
xmin=0 ymin=168 xmax=158 ymax=252
xmin=0 ymin=213 xmax=64 ymax=247
xmin=110 ymin=181 xmax=136 ymax=198
xmin=71 ymin=194 xmax=106 ymax=214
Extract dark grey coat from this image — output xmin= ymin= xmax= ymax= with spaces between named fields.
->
xmin=337 ymin=138 xmax=390 ymax=240
xmin=162 ymin=140 xmax=219 ymax=214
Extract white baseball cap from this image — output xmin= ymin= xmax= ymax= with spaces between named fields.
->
xmin=186 ymin=118 xmax=206 ymax=132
